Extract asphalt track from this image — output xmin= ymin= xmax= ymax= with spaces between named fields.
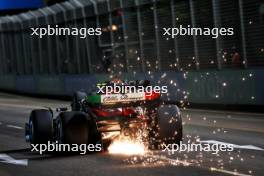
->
xmin=0 ymin=93 xmax=263 ymax=176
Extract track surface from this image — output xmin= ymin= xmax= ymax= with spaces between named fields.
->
xmin=0 ymin=93 xmax=263 ymax=176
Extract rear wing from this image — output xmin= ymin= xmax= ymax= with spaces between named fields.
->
xmin=85 ymin=91 xmax=160 ymax=105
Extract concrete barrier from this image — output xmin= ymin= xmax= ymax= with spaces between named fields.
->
xmin=16 ymin=76 xmax=35 ymax=93
xmin=185 ymin=70 xmax=257 ymax=105
xmin=35 ymin=75 xmax=64 ymax=95
xmin=0 ymin=75 xmax=16 ymax=91
xmin=0 ymin=69 xmax=263 ymax=105
xmin=63 ymin=74 xmax=97 ymax=96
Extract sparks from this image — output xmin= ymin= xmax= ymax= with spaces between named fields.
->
xmin=108 ymin=138 xmax=147 ymax=155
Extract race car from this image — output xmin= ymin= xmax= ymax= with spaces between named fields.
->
xmin=25 ymin=80 xmax=182 ymax=150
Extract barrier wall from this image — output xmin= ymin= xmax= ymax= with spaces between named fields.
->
xmin=0 ymin=0 xmax=263 ymax=106
xmin=0 ymin=69 xmax=263 ymax=105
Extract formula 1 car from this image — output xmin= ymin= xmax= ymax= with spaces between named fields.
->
xmin=25 ymin=80 xmax=182 ymax=150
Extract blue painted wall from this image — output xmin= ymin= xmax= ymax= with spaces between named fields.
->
xmin=0 ymin=0 xmax=44 ymax=10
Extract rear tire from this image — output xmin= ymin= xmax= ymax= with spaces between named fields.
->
xmin=29 ymin=109 xmax=53 ymax=144
xmin=57 ymin=112 xmax=89 ymax=144
xmin=149 ymin=104 xmax=182 ymax=149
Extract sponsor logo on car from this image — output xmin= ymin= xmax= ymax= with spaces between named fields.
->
xmin=101 ymin=93 xmax=145 ymax=104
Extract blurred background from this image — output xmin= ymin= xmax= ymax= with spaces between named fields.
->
xmin=0 ymin=0 xmax=263 ymax=109
xmin=1 ymin=2 xmax=264 ymax=176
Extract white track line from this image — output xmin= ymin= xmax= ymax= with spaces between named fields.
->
xmin=6 ymin=125 xmax=24 ymax=130
xmin=151 ymin=154 xmax=251 ymax=176
xmin=0 ymin=154 xmax=28 ymax=166
xmin=210 ymin=167 xmax=251 ymax=176
xmin=200 ymin=140 xmax=264 ymax=151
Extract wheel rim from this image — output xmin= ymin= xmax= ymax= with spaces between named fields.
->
xmin=29 ymin=120 xmax=34 ymax=143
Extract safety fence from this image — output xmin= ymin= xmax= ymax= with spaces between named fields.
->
xmin=0 ymin=0 xmax=263 ymax=76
